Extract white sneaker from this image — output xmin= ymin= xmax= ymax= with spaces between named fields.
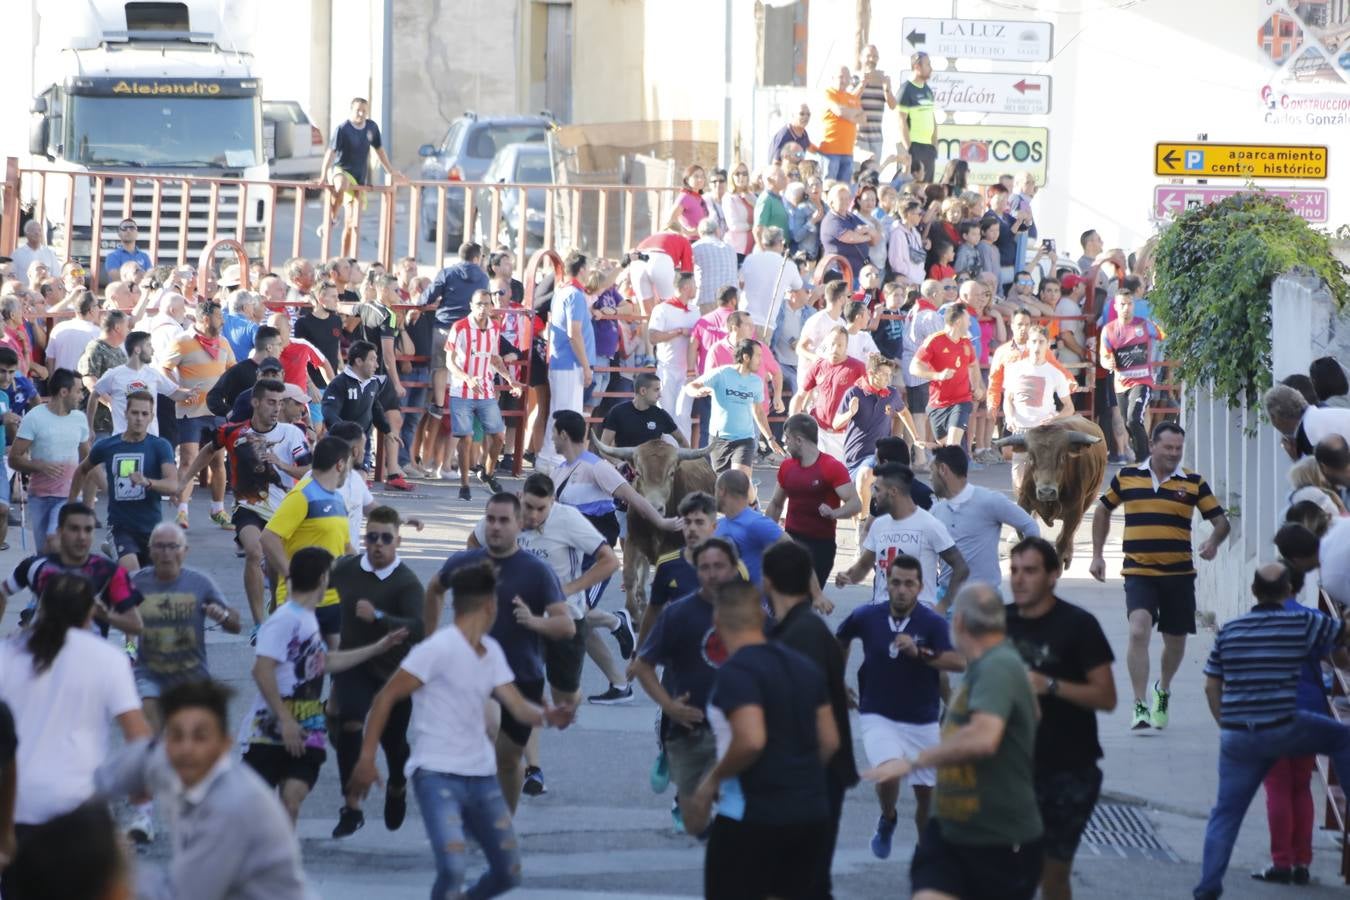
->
xmin=126 ymin=808 xmax=155 ymax=845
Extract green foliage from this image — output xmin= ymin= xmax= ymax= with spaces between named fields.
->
xmin=1152 ymin=192 xmax=1350 ymax=409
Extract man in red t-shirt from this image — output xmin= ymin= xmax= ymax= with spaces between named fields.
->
xmin=764 ymin=413 xmax=862 ymax=587
xmin=791 ymin=325 xmax=866 ymax=462
xmin=637 ymin=229 xmax=694 ymax=274
xmin=909 ymin=302 xmax=984 ymax=447
xmin=1099 ymin=292 xmax=1157 ymax=463
xmin=268 ymin=312 xmax=334 ymax=415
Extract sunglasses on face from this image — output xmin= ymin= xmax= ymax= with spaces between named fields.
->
xmin=365 ymin=531 xmax=396 ymax=545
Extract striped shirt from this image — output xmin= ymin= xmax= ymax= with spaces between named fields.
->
xmin=164 ymin=331 xmax=235 ymax=419
xmin=1099 ymin=462 xmax=1225 ymax=577
xmin=447 ymin=317 xmax=501 ymax=400
xmin=1204 ymin=605 xmax=1340 ymax=727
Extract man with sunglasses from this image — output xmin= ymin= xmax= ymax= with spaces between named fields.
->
xmin=103 ymin=219 xmax=152 ymax=284
xmin=328 ymin=505 xmax=425 ymax=839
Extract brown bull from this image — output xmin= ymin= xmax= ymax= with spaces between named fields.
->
xmin=591 ymin=436 xmax=715 ymax=617
xmin=993 ymin=416 xmax=1107 ymax=568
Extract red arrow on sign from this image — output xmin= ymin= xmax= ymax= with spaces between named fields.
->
xmin=1012 ymin=79 xmax=1042 ymax=94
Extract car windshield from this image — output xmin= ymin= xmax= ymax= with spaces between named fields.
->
xmin=67 ymin=95 xmax=261 ymax=168
xmin=515 ymin=156 xmax=552 ymax=184
xmin=465 ymin=125 xmax=547 ymax=160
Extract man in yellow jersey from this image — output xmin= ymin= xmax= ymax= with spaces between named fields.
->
xmin=1089 ymin=421 xmax=1231 ymax=732
xmin=897 ymin=52 xmax=940 ymax=182
xmin=261 ymin=435 xmax=354 ymax=648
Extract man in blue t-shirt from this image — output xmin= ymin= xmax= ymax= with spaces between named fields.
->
xmin=713 ymin=470 xmax=782 ymax=586
xmin=836 ymin=552 xmax=965 ymax=860
xmin=425 ymin=493 xmax=571 ymax=812
xmin=103 ymin=218 xmax=153 ymax=279
xmin=684 ymin=339 xmax=783 ymax=501
xmin=0 ymin=349 xmax=22 ymax=551
xmin=69 ymin=390 xmax=176 ymax=571
xmin=546 ymin=252 xmax=598 ymax=431
xmin=317 ymin=97 xmax=404 ymax=255
xmin=633 ymin=537 xmax=746 ymax=834
xmin=689 ymin=580 xmax=834 ymax=897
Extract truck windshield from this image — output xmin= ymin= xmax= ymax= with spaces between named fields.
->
xmin=67 ymin=95 xmax=261 ymax=168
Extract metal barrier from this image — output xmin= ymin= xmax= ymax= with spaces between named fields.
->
xmin=1 ymin=158 xmax=686 ymax=279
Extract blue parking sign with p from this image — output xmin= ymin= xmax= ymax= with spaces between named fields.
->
xmin=1184 ymin=150 xmax=1205 ymax=171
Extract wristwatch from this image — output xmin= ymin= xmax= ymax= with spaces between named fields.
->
xmin=1046 ymin=678 xmax=1059 ymax=697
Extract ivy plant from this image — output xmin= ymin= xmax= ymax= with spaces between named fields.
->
xmin=1151 ymin=192 xmax=1350 ymax=410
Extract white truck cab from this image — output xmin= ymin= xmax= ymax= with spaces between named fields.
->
xmin=26 ymin=0 xmax=269 ymax=272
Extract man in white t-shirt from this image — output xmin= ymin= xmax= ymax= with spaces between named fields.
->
xmin=837 ymin=462 xmax=968 ymax=609
xmin=1002 ymin=328 xmax=1074 ymax=492
xmin=93 ymin=330 xmax=189 ymax=437
xmin=798 ymin=280 xmax=850 ymax=371
xmin=1053 ymin=274 xmax=1090 ymax=374
xmin=349 ymin=559 xmax=573 ymax=900
xmin=647 ymin=274 xmax=702 ymax=437
xmin=45 ymin=292 xmax=103 ymax=373
xmin=739 ymin=226 xmax=803 ymax=334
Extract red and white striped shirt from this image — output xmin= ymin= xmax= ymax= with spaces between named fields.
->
xmin=448 ymin=317 xmax=502 ymax=400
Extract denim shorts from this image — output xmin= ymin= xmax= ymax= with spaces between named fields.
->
xmin=0 ymin=457 xmax=10 ymax=506
xmin=847 ymin=453 xmax=877 ymax=479
xmin=177 ymin=414 xmax=220 ymax=445
xmin=449 ymin=397 xmax=505 ymax=438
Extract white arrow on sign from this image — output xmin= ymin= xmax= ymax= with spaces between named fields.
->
xmin=902 ymin=17 xmax=1054 ymax=62
xmin=927 ymin=72 xmax=1051 ymax=115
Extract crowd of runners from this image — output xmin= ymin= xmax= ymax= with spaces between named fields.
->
xmin=0 ymin=80 xmax=1348 ymax=900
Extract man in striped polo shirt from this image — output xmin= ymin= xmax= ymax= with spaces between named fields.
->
xmin=1193 ymin=562 xmax=1350 ymax=900
xmin=1089 ymin=421 xmax=1231 ymax=731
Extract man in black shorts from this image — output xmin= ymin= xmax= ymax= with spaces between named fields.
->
xmin=683 ymin=339 xmax=783 ymax=504
xmin=866 ymin=583 xmax=1044 ymax=900
xmin=1007 ymin=537 xmax=1117 ymax=900
xmin=242 ymin=548 xmax=406 ymax=823
xmin=423 ymin=493 xmax=573 ymax=812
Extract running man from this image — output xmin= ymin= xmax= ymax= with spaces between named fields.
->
xmin=468 ymin=472 xmax=618 ymax=795
xmin=837 ymin=553 xmax=964 ymax=859
xmin=1089 ymin=421 xmax=1230 ymax=731
xmin=177 ymin=379 xmax=312 ymax=631
xmin=423 ymin=494 xmax=574 ymax=813
xmin=241 ymin=548 xmax=407 ymax=825
xmin=350 ymin=560 xmax=574 ymax=900
xmin=330 ymin=506 xmax=426 ymax=839
xmin=683 ymin=338 xmax=784 ymax=499
xmin=69 ymin=391 xmax=177 ymax=572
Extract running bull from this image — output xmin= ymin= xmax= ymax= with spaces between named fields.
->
xmin=993 ymin=416 xmax=1107 ymax=568
xmin=591 ymin=436 xmax=714 ymax=616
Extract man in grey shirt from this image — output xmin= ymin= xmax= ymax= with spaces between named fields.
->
xmin=96 ymin=680 xmax=317 ymax=900
xmin=930 ymin=445 xmax=1039 ymax=591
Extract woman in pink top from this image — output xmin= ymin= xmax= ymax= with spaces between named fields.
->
xmin=704 ymin=310 xmax=784 ymax=414
xmin=721 ymin=164 xmax=756 ymax=259
xmin=665 ymin=164 xmax=709 ymax=238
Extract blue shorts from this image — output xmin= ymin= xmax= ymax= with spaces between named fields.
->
xmin=847 ymin=454 xmax=876 ymax=479
xmin=449 ymin=397 xmax=505 ymax=438
xmin=177 ymin=414 xmax=220 ymax=445
xmin=928 ymin=402 xmax=973 ymax=440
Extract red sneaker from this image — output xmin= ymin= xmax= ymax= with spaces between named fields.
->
xmin=384 ymin=474 xmax=414 ymax=492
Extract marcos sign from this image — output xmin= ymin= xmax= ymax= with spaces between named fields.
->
xmin=933 ymin=125 xmax=1049 ymax=185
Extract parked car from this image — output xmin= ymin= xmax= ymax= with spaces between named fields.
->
xmin=472 ymin=143 xmax=553 ymax=254
xmin=263 ymin=100 xmax=324 ymax=182
xmin=417 ymin=112 xmax=552 ymax=250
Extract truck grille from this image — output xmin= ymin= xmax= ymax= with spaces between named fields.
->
xmin=91 ymin=178 xmax=261 ymax=263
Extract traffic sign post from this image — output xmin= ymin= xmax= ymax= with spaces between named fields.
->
xmin=928 ymin=72 xmax=1051 ymax=115
xmin=1152 ymin=186 xmax=1329 ymax=223
xmin=1154 ymin=142 xmax=1328 ymax=179
xmin=902 ymin=18 xmax=1053 ymax=62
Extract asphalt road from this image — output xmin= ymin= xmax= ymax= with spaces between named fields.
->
xmin=3 ymin=462 xmax=1344 ymax=899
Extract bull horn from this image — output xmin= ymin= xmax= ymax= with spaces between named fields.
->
xmin=992 ymin=434 xmax=1028 ymax=450
xmin=1067 ymin=432 xmax=1102 ymax=446
xmin=591 ymin=436 xmax=637 ymax=461
xmin=676 ymin=445 xmax=715 ymax=461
